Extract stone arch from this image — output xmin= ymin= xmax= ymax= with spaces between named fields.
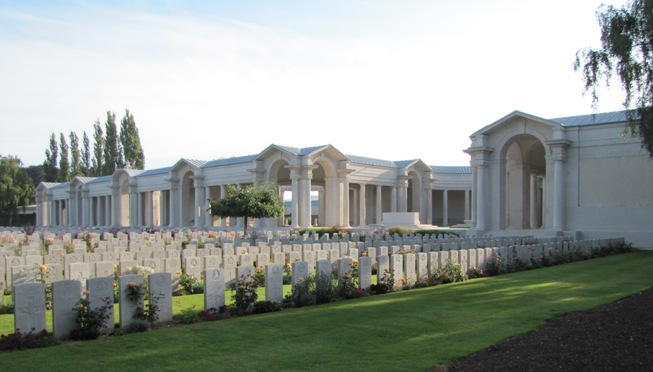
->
xmin=500 ymin=134 xmax=547 ymax=230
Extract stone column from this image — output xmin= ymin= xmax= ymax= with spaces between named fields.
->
xmin=464 ymin=189 xmax=471 ymax=222
xmin=398 ymin=176 xmax=409 ymax=212
xmin=290 ymin=170 xmax=300 ymax=229
xmin=475 ymin=164 xmax=486 ymax=231
xmin=442 ymin=190 xmax=449 ymax=226
xmin=529 ymin=173 xmax=537 ymax=229
xmin=553 ymin=159 xmax=565 ymax=231
xmin=159 ymin=190 xmax=167 ymax=227
xmin=337 ymin=169 xmax=352 ymax=228
xmin=376 ymin=185 xmax=383 ymax=224
xmin=391 ymin=187 xmax=397 ymax=212
xmin=105 ymin=195 xmax=111 ymax=227
xmin=547 ymin=133 xmax=571 ymax=233
xmin=301 ymin=165 xmax=314 ymax=228
xmin=169 ymin=179 xmax=178 ymax=228
xmin=193 ymin=176 xmax=205 ymax=228
xmin=205 ymin=186 xmax=213 ymax=228
xmin=358 ymin=183 xmax=366 ymax=227
xmin=425 ymin=185 xmax=433 ymax=225
xmin=220 ymin=186 xmax=227 ymax=227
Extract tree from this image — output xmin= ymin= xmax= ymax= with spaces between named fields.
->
xmin=43 ymin=133 xmax=58 ymax=182
xmin=102 ymin=111 xmax=123 ymax=175
xmin=209 ymin=183 xmax=285 ymax=234
xmin=69 ymin=131 xmax=82 ymax=178
xmin=82 ymin=131 xmax=91 ymax=176
xmin=92 ymin=120 xmax=104 ymax=176
xmin=0 ymin=155 xmax=34 ymax=226
xmin=574 ymin=0 xmax=653 ymax=156
xmin=59 ymin=132 xmax=70 ymax=182
xmin=119 ymin=109 xmax=145 ymax=169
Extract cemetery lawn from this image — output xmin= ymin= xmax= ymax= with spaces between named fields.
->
xmin=1 ymin=250 xmax=652 ymax=371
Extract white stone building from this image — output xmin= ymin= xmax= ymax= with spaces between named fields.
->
xmin=466 ymin=110 xmax=653 ymax=246
xmin=35 ymin=145 xmax=472 ymax=230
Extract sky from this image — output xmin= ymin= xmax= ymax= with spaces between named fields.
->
xmin=0 ymin=0 xmax=630 ymax=169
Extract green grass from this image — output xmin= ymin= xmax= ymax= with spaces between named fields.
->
xmin=2 ymin=250 xmax=653 ymax=371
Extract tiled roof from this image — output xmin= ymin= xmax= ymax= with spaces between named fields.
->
xmin=346 ymin=155 xmax=397 ymax=168
xmin=550 ymin=110 xmax=633 ymax=127
xmin=431 ymin=165 xmax=471 ymax=174
xmin=138 ymin=167 xmax=172 ymax=177
xmin=203 ymin=154 xmax=257 ymax=168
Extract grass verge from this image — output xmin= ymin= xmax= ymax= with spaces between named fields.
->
xmin=1 ymin=250 xmax=652 ymax=371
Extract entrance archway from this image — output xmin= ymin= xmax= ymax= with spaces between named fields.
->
xmin=502 ymin=135 xmax=546 ymax=229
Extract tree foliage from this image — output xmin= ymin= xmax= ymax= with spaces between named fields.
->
xmin=69 ymin=131 xmax=82 ymax=178
xmin=120 ymin=109 xmax=145 ymax=169
xmin=43 ymin=133 xmax=58 ymax=182
xmin=92 ymin=120 xmax=104 ymax=177
xmin=102 ymin=111 xmax=123 ymax=175
xmin=0 ymin=155 xmax=34 ymax=226
xmin=58 ymin=133 xmax=70 ymax=182
xmin=574 ymin=0 xmax=653 ymax=156
xmin=209 ymin=183 xmax=285 ymax=234
xmin=82 ymin=131 xmax=91 ymax=176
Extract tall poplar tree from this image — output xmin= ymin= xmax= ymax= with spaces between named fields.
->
xmin=103 ymin=111 xmax=123 ymax=175
xmin=82 ymin=131 xmax=91 ymax=176
xmin=69 ymin=131 xmax=82 ymax=178
xmin=119 ymin=109 xmax=145 ymax=169
xmin=58 ymin=132 xmax=70 ymax=182
xmin=92 ymin=120 xmax=104 ymax=176
xmin=43 ymin=133 xmax=58 ymax=182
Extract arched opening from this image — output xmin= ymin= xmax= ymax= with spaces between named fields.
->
xmin=407 ymin=172 xmax=422 ymax=222
xmin=502 ymin=135 xmax=546 ymax=230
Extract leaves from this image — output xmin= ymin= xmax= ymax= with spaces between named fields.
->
xmin=209 ymin=183 xmax=285 ymax=233
xmin=575 ymin=0 xmax=653 ymax=156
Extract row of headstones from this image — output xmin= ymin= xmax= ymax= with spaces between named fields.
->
xmin=2 ymin=236 xmax=624 ymax=290
xmin=11 ymin=250 xmax=465 ymax=338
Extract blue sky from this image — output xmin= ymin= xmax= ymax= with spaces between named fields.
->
xmin=0 ymin=0 xmax=628 ymax=169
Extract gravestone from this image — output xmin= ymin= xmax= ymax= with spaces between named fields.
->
xmin=265 ymin=264 xmax=284 ymax=303
xmin=87 ymin=276 xmax=115 ymax=331
xmin=428 ymin=252 xmax=439 ymax=277
xmin=416 ymin=253 xmax=428 ymax=281
xmin=222 ymin=255 xmax=237 ymax=284
xmin=118 ymin=274 xmax=144 ymax=329
xmin=203 ymin=268 xmax=226 ymax=310
xmin=376 ymin=255 xmax=390 ymax=284
xmin=403 ymin=253 xmax=416 ymax=285
xmin=316 ymin=259 xmax=332 ymax=280
xmin=291 ymin=261 xmax=309 ymax=286
xmin=358 ymin=256 xmax=372 ymax=289
xmin=148 ymin=273 xmax=172 ymax=323
xmin=52 ymin=280 xmax=82 ymax=338
xmin=390 ymin=254 xmax=404 ymax=289
xmin=14 ymin=282 xmax=46 ymax=334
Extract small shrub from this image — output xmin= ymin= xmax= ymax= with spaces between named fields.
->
xmin=436 ymin=259 xmax=466 ymax=284
xmin=253 ymin=301 xmax=282 ymax=314
xmin=173 ymin=306 xmax=200 ymax=324
xmin=466 ymin=267 xmax=486 ymax=279
xmin=285 ymin=277 xmax=316 ymax=307
xmin=126 ymin=319 xmax=151 ymax=333
xmin=0 ymin=330 xmax=60 ymax=352
xmin=197 ymin=307 xmax=223 ymax=321
xmin=314 ymin=274 xmax=338 ymax=304
xmin=412 ymin=280 xmax=430 ymax=289
xmin=69 ymin=295 xmax=112 ymax=341
xmin=370 ymin=269 xmax=394 ymax=295
xmin=230 ymin=275 xmax=259 ymax=314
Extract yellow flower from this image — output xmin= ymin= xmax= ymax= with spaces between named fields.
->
xmin=39 ymin=265 xmax=47 ymax=272
xmin=176 ymin=270 xmax=182 ymax=275
xmin=200 ymin=274 xmax=204 ymax=280
xmin=298 ymin=277 xmax=304 ymax=283
xmin=82 ymin=290 xmax=90 ymax=296
xmin=129 ymin=282 xmax=135 ymax=287
xmin=0 ymin=290 xmax=4 ymax=296
xmin=401 ymin=278 xmax=406 ymax=284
